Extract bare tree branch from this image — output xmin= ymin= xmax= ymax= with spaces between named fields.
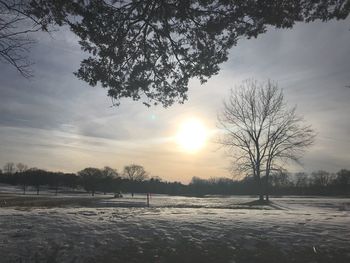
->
xmin=217 ymin=79 xmax=316 ymax=200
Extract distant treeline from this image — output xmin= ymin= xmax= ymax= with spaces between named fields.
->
xmin=0 ymin=162 xmax=349 ymax=196
xmin=0 ymin=163 xmax=186 ymax=196
xmin=187 ymin=170 xmax=350 ymax=196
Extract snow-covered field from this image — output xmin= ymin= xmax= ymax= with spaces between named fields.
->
xmin=1 ymin=193 xmax=349 ymax=263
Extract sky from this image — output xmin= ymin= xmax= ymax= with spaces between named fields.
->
xmin=0 ymin=18 xmax=349 ymax=183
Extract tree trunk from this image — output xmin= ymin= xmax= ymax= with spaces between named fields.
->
xmin=256 ymin=161 xmax=264 ymax=201
xmin=265 ymin=177 xmax=269 ymax=201
xmin=265 ymin=173 xmax=269 ymax=201
xmin=265 ymin=163 xmax=271 ymax=201
xmin=259 ymin=194 xmax=264 ymax=201
xmin=23 ymin=185 xmax=26 ymax=195
xmin=256 ymin=176 xmax=264 ymax=201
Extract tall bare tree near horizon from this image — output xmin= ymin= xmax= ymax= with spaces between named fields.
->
xmin=123 ymin=164 xmax=148 ymax=182
xmin=217 ymin=80 xmax=315 ymax=201
xmin=123 ymin=164 xmax=148 ymax=197
xmin=3 ymin=162 xmax=16 ymax=174
xmin=16 ymin=163 xmax=28 ymax=173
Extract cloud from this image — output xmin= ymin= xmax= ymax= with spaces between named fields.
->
xmin=0 ymin=19 xmax=349 ymax=182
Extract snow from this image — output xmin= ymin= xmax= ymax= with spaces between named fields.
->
xmin=0 ymin=195 xmax=349 ymax=262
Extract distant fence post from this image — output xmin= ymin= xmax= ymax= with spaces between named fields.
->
xmin=146 ymin=193 xmax=150 ymax=207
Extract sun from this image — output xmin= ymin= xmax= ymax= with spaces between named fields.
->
xmin=176 ymin=118 xmax=207 ymax=153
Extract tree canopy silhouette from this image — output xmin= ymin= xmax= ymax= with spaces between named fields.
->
xmin=1 ymin=0 xmax=349 ymax=106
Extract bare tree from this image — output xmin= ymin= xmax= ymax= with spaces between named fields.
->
xmin=16 ymin=162 xmax=28 ymax=173
xmin=78 ymin=167 xmax=103 ymax=196
xmin=100 ymin=166 xmax=119 ymax=195
xmin=311 ymin=170 xmax=333 ymax=187
xmin=123 ymin=164 xmax=148 ymax=182
xmin=3 ymin=162 xmax=16 ymax=174
xmin=295 ymin=172 xmax=309 ymax=188
xmin=270 ymin=170 xmax=292 ymax=188
xmin=217 ymin=80 xmax=315 ymax=201
xmin=102 ymin=166 xmax=118 ymax=178
xmin=123 ymin=164 xmax=148 ymax=197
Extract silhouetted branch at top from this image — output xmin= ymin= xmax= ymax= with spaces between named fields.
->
xmin=1 ymin=0 xmax=349 ymax=105
xmin=0 ymin=0 xmax=52 ymax=77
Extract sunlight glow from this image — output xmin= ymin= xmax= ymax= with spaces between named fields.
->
xmin=176 ymin=118 xmax=207 ymax=153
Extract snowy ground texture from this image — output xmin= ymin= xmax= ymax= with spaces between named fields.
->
xmin=1 ymin=193 xmax=350 ymax=263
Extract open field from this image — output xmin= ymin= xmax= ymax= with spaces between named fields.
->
xmin=1 ymin=191 xmax=350 ymax=263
